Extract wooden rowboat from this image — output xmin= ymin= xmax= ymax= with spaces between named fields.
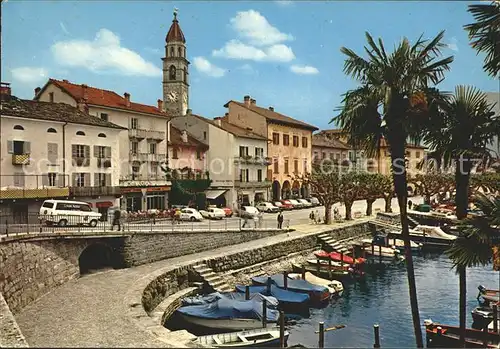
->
xmin=424 ymin=319 xmax=500 ymax=348
xmin=195 ymin=327 xmax=289 ymax=347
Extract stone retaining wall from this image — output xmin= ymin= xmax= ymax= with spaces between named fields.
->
xmin=0 ymin=293 xmax=28 ymax=348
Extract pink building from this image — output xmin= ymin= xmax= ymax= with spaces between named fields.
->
xmin=168 ymin=126 xmax=208 ymax=178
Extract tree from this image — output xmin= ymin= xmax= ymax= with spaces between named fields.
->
xmin=380 ymin=174 xmax=395 ymax=213
xmin=338 ymin=172 xmax=364 ymax=220
xmin=358 ymin=172 xmax=386 ymax=216
xmin=411 ymin=173 xmax=453 ymax=204
xmin=464 ymin=2 xmax=500 ymax=78
xmin=423 ymin=85 xmax=499 ymax=346
xmin=334 ymin=31 xmax=453 ymax=347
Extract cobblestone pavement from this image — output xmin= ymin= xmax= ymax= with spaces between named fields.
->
xmin=13 ymin=217 xmax=376 ymax=347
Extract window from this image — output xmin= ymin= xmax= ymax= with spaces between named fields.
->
xmin=74 ymin=145 xmax=85 ymax=158
xmin=13 ymin=125 xmax=24 ymax=130
xmin=94 ymin=146 xmax=111 ymax=159
xmin=416 ymin=151 xmax=421 ymax=159
xmin=150 ymin=163 xmax=158 ymax=178
xmin=130 ymin=141 xmax=138 ymax=154
xmin=196 ymin=149 xmax=202 ymax=160
xmin=257 ymin=169 xmax=262 ymax=182
xmin=293 ymin=136 xmax=299 ymax=147
xmin=322 ymin=152 xmax=326 ymax=159
xmin=349 ymin=151 xmax=354 ymax=161
xmin=13 ymin=173 xmax=25 ymax=187
xmin=330 ymin=152 xmax=335 ymax=160
xmin=149 ymin=143 xmax=157 ymax=154
xmin=130 ymin=118 xmax=138 ymax=129
xmin=94 ymin=173 xmax=110 ymax=187
xmin=272 ymin=132 xmax=280 ymax=145
xmin=75 ymin=173 xmax=85 ymax=187
xmin=178 ymin=47 xmax=182 ymax=57
xmin=336 ymin=153 xmax=341 ymax=160
xmin=98 ymin=133 xmax=106 ymax=138
xmin=49 ymin=92 xmax=54 ymax=102
xmin=313 ymin=151 xmax=319 ymax=161
xmin=47 ymin=173 xmax=57 ymax=186
xmin=239 ymin=146 xmax=249 ymax=157
xmin=76 ymin=131 xmax=85 ymax=136
xmin=100 ymin=113 xmax=108 ymax=121
xmin=8 ymin=140 xmax=31 ymax=155
xmin=147 ymin=194 xmax=165 ymax=210
xmin=294 ymin=159 xmax=299 ymax=173
xmin=42 ymin=202 xmax=54 ymax=209
xmin=170 ymin=47 xmax=174 ymax=57
xmin=283 ymin=134 xmax=290 ymax=146
xmin=184 ymin=70 xmax=187 ymax=83
xmin=132 ymin=165 xmax=140 ymax=179
xmin=273 ymin=158 xmax=279 ymax=174
xmin=172 ymin=147 xmax=178 ymax=159
xmin=255 ymin=147 xmax=264 ymax=157
xmin=284 ymin=159 xmax=289 ymax=174
xmin=47 ymin=143 xmax=58 ymax=164
xmin=169 ymin=65 xmax=176 ymax=80
xmin=47 ymin=128 xmax=57 ymax=133
xmin=239 ymin=169 xmax=249 ymax=182
xmin=302 ymin=136 xmax=308 ymax=148
xmin=203 ymin=131 xmax=207 ymax=140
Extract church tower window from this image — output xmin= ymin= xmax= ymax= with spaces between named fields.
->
xmin=169 ymin=65 xmax=176 ymax=80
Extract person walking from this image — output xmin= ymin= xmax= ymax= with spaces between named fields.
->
xmin=111 ymin=208 xmax=121 ymax=231
xmin=315 ymin=209 xmax=320 ymax=224
xmin=408 ymin=199 xmax=413 ymax=210
xmin=277 ymin=211 xmax=284 ymax=229
xmin=309 ymin=210 xmax=315 ymax=224
xmin=242 ymin=215 xmax=249 ymax=228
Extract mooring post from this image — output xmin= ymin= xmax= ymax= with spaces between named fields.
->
xmin=378 ymin=244 xmax=382 ymax=264
xmin=371 ymin=243 xmax=375 ymax=257
xmin=340 ymin=252 xmax=344 ymax=267
xmin=328 ymin=258 xmax=332 ymax=279
xmin=267 ymin=277 xmax=272 ymax=294
xmin=245 ymin=285 xmax=250 ymax=300
xmin=279 ymin=310 xmax=285 ymax=348
xmin=483 ymin=323 xmax=489 ymax=347
xmin=302 ymin=265 xmax=306 ymax=279
xmin=493 ymin=304 xmax=498 ymax=333
xmin=373 ymin=324 xmax=380 ymax=348
xmin=316 ymin=258 xmax=320 ymax=273
xmin=262 ymin=299 xmax=267 ymax=328
xmin=283 ymin=271 xmax=288 ymax=290
xmin=318 ymin=322 xmax=325 ymax=348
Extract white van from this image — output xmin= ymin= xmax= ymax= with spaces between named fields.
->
xmin=39 ymin=200 xmax=102 ymax=227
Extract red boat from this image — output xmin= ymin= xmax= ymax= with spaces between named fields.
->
xmin=425 ymin=320 xmax=500 ymax=348
xmin=314 ymin=250 xmax=366 ymax=265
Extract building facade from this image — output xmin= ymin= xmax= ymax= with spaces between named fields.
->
xmin=0 ymin=90 xmax=125 ymax=222
xmin=312 ymin=133 xmax=350 ymax=169
xmin=168 ymin=125 xmax=208 ymax=174
xmin=223 ymin=96 xmax=318 ymax=201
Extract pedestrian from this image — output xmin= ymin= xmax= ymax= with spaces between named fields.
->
xmin=120 ymin=208 xmax=127 ymax=231
xmin=408 ymin=199 xmax=413 ymax=210
xmin=315 ymin=209 xmax=320 ymax=224
xmin=277 ymin=211 xmax=284 ymax=229
xmin=242 ymin=215 xmax=249 ymax=228
xmin=111 ymin=208 xmax=121 ymax=231
xmin=258 ymin=211 xmax=264 ymax=228
xmin=309 ymin=210 xmax=315 ymax=224
xmin=174 ymin=208 xmax=181 ymax=224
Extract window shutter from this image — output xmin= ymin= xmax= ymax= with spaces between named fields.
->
xmin=94 ymin=145 xmax=99 ymax=157
xmin=54 ymin=174 xmax=60 ymax=187
xmin=23 ymin=141 xmax=31 ymax=154
xmin=42 ymin=174 xmax=49 ymax=186
xmin=72 ymin=145 xmax=77 ymax=158
xmin=94 ymin=173 xmax=99 ymax=187
xmin=84 ymin=173 xmax=91 ymax=187
xmin=105 ymin=146 xmax=111 ymax=158
xmin=84 ymin=145 xmax=90 ymax=158
xmin=7 ymin=140 xmax=13 ymax=154
xmin=72 ymin=173 xmax=78 ymax=186
xmin=106 ymin=174 xmax=111 ymax=186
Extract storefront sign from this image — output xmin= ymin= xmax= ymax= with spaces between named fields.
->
xmin=121 ymin=186 xmax=171 ymax=194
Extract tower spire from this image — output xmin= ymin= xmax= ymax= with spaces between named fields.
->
xmin=173 ymin=7 xmax=178 ymax=21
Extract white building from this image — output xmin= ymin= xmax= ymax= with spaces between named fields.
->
xmin=0 ymin=86 xmax=125 ymax=222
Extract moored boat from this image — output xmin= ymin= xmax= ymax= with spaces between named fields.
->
xmin=234 ymin=284 xmax=310 ymax=306
xmin=424 ymin=319 xmax=500 ymax=348
xmin=478 ymin=285 xmax=500 ymax=304
xmin=291 ymin=263 xmax=353 ymax=280
xmin=369 ymin=233 xmax=423 ymax=252
xmin=251 ymin=274 xmax=330 ymax=302
xmin=471 ymin=304 xmax=497 ymax=329
xmin=195 ymin=327 xmax=289 ymax=347
xmin=313 ymin=250 xmax=366 ymax=265
xmin=182 ymin=292 xmax=278 ymax=308
xmin=288 ymin=272 xmax=344 ymax=297
xmin=388 ymin=225 xmax=457 ymax=248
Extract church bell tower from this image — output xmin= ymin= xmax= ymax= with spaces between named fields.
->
xmin=162 ymin=9 xmax=189 ymax=116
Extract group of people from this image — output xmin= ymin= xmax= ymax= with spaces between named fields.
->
xmin=309 ymin=209 xmax=321 ymax=224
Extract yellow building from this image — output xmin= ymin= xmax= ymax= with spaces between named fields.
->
xmin=223 ymin=96 xmax=318 ymax=201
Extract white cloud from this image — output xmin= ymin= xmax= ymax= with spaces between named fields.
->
xmin=213 ymin=40 xmax=295 ymax=62
xmin=51 ymin=28 xmax=161 ymax=77
xmin=446 ymin=37 xmax=459 ymax=52
xmin=11 ymin=67 xmax=49 ymax=84
xmin=230 ymin=10 xmax=293 ymax=46
xmin=193 ymin=57 xmax=226 ymax=78
xmin=290 ymin=65 xmax=319 ymax=75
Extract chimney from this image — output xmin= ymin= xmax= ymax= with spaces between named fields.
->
xmin=181 ymin=130 xmax=188 ymax=143
xmin=250 ymin=98 xmax=256 ymax=106
xmin=0 ymin=82 xmax=11 ymax=101
xmin=157 ymin=99 xmax=163 ymax=111
xmin=81 ymin=84 xmax=88 ymax=101
xmin=224 ymin=112 xmax=229 ymax=117
xmin=124 ymin=92 xmax=131 ymax=107
xmin=244 ymin=95 xmax=251 ymax=106
xmin=268 ymin=106 xmax=274 ymax=111
xmin=34 ymin=87 xmax=41 ymax=97
xmin=63 ymin=79 xmax=69 ymax=83
xmin=213 ymin=117 xmax=222 ymax=127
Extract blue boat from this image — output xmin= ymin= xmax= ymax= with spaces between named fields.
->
xmin=176 ymin=297 xmax=279 ymax=331
xmin=251 ymin=274 xmax=330 ymax=302
xmin=182 ymin=291 xmax=278 ymax=308
xmin=235 ymin=284 xmax=310 ymax=305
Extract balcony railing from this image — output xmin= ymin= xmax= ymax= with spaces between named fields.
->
xmin=119 ymin=175 xmax=171 ymax=187
xmin=128 ymin=128 xmax=148 ymax=139
xmin=69 ymin=186 xmax=122 ymax=197
xmin=234 ymin=180 xmax=272 ymax=188
xmin=12 ymin=154 xmax=30 ymax=165
xmin=0 ymin=174 xmax=69 ymax=199
xmin=234 ymin=156 xmax=272 ymax=165
xmin=97 ymin=158 xmax=112 ymax=168
xmin=147 ymin=130 xmax=165 ymax=141
xmin=129 ymin=153 xmax=148 ymax=162
xmin=146 ymin=153 xmax=166 ymax=163
xmin=73 ymin=157 xmax=90 ymax=167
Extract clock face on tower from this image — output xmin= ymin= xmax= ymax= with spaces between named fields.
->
xmin=167 ymin=91 xmax=178 ymax=103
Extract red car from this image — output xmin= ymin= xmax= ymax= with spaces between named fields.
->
xmin=279 ymin=200 xmax=294 ymax=210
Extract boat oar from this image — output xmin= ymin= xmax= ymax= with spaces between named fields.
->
xmin=314 ymin=324 xmax=346 ymax=333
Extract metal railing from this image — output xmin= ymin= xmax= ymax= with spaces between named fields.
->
xmin=69 ymin=186 xmax=122 ymax=197
xmin=0 ymin=212 xmax=290 ymax=237
xmin=234 ymin=180 xmax=272 ymax=188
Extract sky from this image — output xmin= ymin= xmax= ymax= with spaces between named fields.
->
xmin=2 ymin=0 xmax=499 ymax=130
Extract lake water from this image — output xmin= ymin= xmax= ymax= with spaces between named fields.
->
xmin=289 ymin=252 xmax=499 ymax=348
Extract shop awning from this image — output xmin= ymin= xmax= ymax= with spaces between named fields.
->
xmin=205 ymin=189 xmax=227 ymax=200
xmin=95 ymin=201 xmax=114 ymax=208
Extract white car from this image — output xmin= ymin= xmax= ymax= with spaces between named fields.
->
xmin=39 ymin=199 xmax=102 ymax=227
xmin=199 ymin=207 xmax=226 ymax=220
xmin=180 ymin=208 xmax=204 ymax=222
xmin=239 ymin=206 xmax=260 ymax=218
xmin=255 ymin=202 xmax=280 ymax=213
xmin=308 ymin=197 xmax=321 ymax=206
xmin=298 ymin=199 xmax=313 ymax=207
xmin=288 ymin=199 xmax=304 ymax=208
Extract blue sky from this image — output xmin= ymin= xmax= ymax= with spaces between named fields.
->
xmin=2 ymin=0 xmax=498 ymax=130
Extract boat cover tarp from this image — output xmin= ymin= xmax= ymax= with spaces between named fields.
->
xmin=251 ymin=274 xmax=328 ymax=294
xmin=234 ymin=284 xmax=309 ymax=304
xmin=182 ymin=292 xmax=278 ymax=308
xmin=177 ymin=297 xmax=279 ymax=321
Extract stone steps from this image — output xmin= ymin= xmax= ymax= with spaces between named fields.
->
xmin=192 ymin=263 xmax=231 ymax=293
xmin=317 ymin=233 xmax=351 ymax=255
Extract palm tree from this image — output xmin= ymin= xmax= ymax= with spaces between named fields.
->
xmin=423 ymin=85 xmax=499 ymax=346
xmin=334 ymin=31 xmax=454 ymax=347
xmin=464 ymin=2 xmax=500 ymax=78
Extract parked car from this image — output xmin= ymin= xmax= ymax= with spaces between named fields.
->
xmin=309 ymin=197 xmax=320 ymax=206
xmin=274 ymin=201 xmax=292 ymax=211
xmin=255 ymin=202 xmax=280 ymax=213
xmin=297 ymin=199 xmax=313 ymax=208
xmin=199 ymin=207 xmax=226 ymax=220
xmin=280 ymin=200 xmax=295 ymax=210
xmin=288 ymin=199 xmax=304 ymax=209
xmin=414 ymin=204 xmax=432 ymax=212
xmin=239 ymin=206 xmax=260 ymax=218
xmin=39 ymin=199 xmax=102 ymax=227
xmin=179 ymin=208 xmax=204 ymax=221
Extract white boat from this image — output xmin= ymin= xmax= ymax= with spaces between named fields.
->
xmin=307 ymin=258 xmax=344 ymax=268
xmin=362 ymin=244 xmax=400 ymax=259
xmin=195 ymin=327 xmax=289 ymax=347
xmin=288 ymin=272 xmax=344 ymax=296
xmin=178 ymin=313 xmax=265 ymax=331
xmin=410 ymin=225 xmax=457 ymax=240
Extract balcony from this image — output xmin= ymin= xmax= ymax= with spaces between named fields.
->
xmin=12 ymin=154 xmax=30 ymax=165
xmin=146 ymin=130 xmax=165 ymax=141
xmin=129 ymin=152 xmax=148 ymax=163
xmin=97 ymin=158 xmax=112 ymax=168
xmin=69 ymin=186 xmax=122 ymax=197
xmin=119 ymin=175 xmax=171 ymax=188
xmin=128 ymin=128 xmax=148 ymax=139
xmin=0 ymin=174 xmax=69 ymax=199
xmin=73 ymin=157 xmax=90 ymax=167
xmin=234 ymin=180 xmax=272 ymax=189
xmin=145 ymin=153 xmax=166 ymax=163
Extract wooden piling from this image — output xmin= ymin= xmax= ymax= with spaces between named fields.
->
xmin=373 ymin=324 xmax=380 ymax=348
xmin=267 ymin=277 xmax=272 ymax=294
xmin=318 ymin=322 xmax=325 ymax=348
xmin=328 ymin=259 xmax=332 ymax=279
xmin=279 ymin=311 xmax=285 ymax=348
xmin=283 ymin=271 xmax=288 ymax=290
xmin=245 ymin=285 xmax=250 ymax=300
xmin=302 ymin=265 xmax=306 ymax=279
xmin=493 ymin=304 xmax=498 ymax=333
xmin=378 ymin=245 xmax=382 ymax=264
xmin=340 ymin=252 xmax=344 ymax=267
xmin=262 ymin=299 xmax=267 ymax=328
xmin=483 ymin=323 xmax=489 ymax=347
xmin=316 ymin=259 xmax=320 ymax=273
xmin=371 ymin=243 xmax=375 ymax=257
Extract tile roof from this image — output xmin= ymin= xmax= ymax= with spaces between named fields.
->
xmin=225 ymin=101 xmax=318 ymax=131
xmin=191 ymin=114 xmax=269 ymax=141
xmin=166 ymin=13 xmax=186 ymax=43
xmin=37 ymin=79 xmax=168 ymax=117
xmin=319 ymin=129 xmax=426 ymax=149
xmin=312 ymin=134 xmax=350 ymax=149
xmin=169 ymin=125 xmax=208 ymax=149
xmin=1 ymin=98 xmax=126 ymax=130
